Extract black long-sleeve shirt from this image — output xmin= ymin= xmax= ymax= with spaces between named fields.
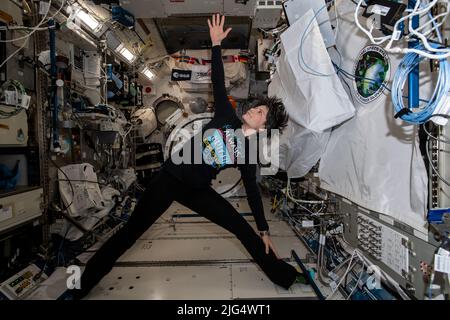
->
xmin=163 ymin=45 xmax=269 ymax=231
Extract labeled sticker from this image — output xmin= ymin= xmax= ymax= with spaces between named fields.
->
xmin=302 ymin=220 xmax=314 ymax=228
xmin=437 ymin=248 xmax=450 ymax=257
xmin=369 ymin=5 xmax=390 ymax=16
xmin=4 ymin=90 xmax=18 ymax=105
xmin=0 ymin=205 xmax=13 ymax=222
xmin=434 ymin=254 xmax=450 ymax=274
xmin=21 ymin=94 xmax=31 ymax=109
xmin=39 ymin=1 xmax=51 ymax=15
xmin=171 ymin=69 xmax=192 ymax=81
xmin=319 ymin=234 xmax=326 ymax=245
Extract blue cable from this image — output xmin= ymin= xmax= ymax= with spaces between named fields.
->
xmin=57 ymin=228 xmax=69 ymax=266
xmin=391 ymin=42 xmax=450 ymax=124
xmin=289 ymin=2 xmax=441 ymax=113
xmin=332 ymin=60 xmax=431 ymax=104
xmin=297 ymin=2 xmax=337 ymax=77
xmin=428 ymin=11 xmax=443 ymax=43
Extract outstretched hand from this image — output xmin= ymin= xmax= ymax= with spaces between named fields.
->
xmin=208 ymin=13 xmax=232 ymax=46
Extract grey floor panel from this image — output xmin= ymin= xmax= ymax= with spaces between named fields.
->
xmin=230 ymin=263 xmax=341 ymax=299
xmin=155 ymin=198 xmax=279 ymax=224
xmin=231 ymin=263 xmax=316 ymax=299
xmin=84 ymin=266 xmax=233 ymax=300
xmin=117 ymin=236 xmax=308 ymax=263
xmin=84 ymin=263 xmax=327 ymax=300
xmin=140 ymin=221 xmax=296 ymax=240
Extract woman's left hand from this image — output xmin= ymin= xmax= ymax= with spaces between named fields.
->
xmin=261 ymin=234 xmax=280 ymax=258
xmin=207 ymin=14 xmax=232 ymax=46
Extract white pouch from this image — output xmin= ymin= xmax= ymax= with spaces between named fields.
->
xmin=268 ymin=70 xmax=331 ymax=178
xmin=58 ymin=163 xmax=104 ymax=217
xmin=279 ymin=9 xmax=355 ymax=133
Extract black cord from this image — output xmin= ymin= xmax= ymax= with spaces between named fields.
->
xmin=351 ymin=0 xmax=367 ymax=8
xmin=47 ymin=154 xmax=74 ymax=213
xmin=56 ymin=179 xmax=108 ymax=186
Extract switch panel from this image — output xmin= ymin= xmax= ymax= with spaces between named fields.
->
xmin=357 ymin=214 xmax=409 ymax=277
xmin=0 ymin=264 xmax=47 ymax=300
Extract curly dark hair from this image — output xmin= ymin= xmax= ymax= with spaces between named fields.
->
xmin=249 ymin=96 xmax=289 ymax=134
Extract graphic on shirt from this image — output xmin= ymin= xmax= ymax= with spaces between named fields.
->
xmin=202 ymin=125 xmax=243 ymax=169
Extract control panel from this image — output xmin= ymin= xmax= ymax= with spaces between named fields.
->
xmin=0 ymin=264 xmax=47 ymax=300
xmin=357 ymin=214 xmax=409 ymax=277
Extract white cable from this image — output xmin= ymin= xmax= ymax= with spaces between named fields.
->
xmin=0 ymin=1 xmax=68 ymax=69
xmin=328 ymin=255 xmax=353 ymax=275
xmin=392 ymin=2 xmax=450 ymax=59
xmin=334 ymin=238 xmax=411 ymax=300
xmin=407 ymin=1 xmax=450 ymax=55
xmin=334 ymin=0 xmax=340 ymax=42
xmin=385 ymin=0 xmax=436 ymax=50
xmin=326 ymin=250 xmax=358 ymax=299
xmin=0 ymin=26 xmax=48 ymax=31
xmin=423 ymin=120 xmax=450 ymax=143
xmin=0 ymin=0 xmax=52 ymax=43
xmin=355 ymin=249 xmax=411 ymax=300
xmin=0 ymin=0 xmax=67 ymax=43
xmin=286 ymin=178 xmax=325 ymax=204
xmin=412 ymin=6 xmax=449 ymax=40
xmin=283 ymin=186 xmax=325 ymax=216
xmin=354 ymin=0 xmax=450 ymax=59
xmin=354 ymin=0 xmax=391 ymax=45
xmin=346 ymin=262 xmax=365 ymax=300
xmin=317 ymin=231 xmax=333 ymax=284
xmin=0 ymin=36 xmax=30 ymax=69
xmin=426 ymin=137 xmax=450 ymax=186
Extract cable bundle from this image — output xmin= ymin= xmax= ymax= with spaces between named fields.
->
xmin=0 ymin=80 xmax=28 ymax=118
xmin=354 ymin=0 xmax=450 ymax=59
xmin=391 ymin=42 xmax=450 ymax=124
xmin=0 ymin=0 xmax=67 ymax=69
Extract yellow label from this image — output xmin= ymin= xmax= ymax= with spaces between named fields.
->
xmin=0 ymin=10 xmax=13 ymax=23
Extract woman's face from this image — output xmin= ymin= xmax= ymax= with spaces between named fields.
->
xmin=242 ymin=105 xmax=268 ymax=130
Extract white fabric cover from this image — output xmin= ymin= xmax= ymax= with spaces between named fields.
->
xmin=278 ymin=9 xmax=355 ymax=133
xmin=318 ymin=3 xmax=428 ymax=234
xmin=268 ymin=70 xmax=331 ymax=178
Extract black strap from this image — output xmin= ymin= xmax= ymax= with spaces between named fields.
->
xmin=394 ymin=108 xmax=412 ymax=119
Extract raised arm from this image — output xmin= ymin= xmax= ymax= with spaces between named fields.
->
xmin=208 ymin=14 xmax=233 ymax=117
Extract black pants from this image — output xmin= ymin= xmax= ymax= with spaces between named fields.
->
xmin=74 ymin=169 xmax=299 ymax=298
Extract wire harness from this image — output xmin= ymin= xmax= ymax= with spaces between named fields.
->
xmin=391 ymin=42 xmax=450 ymax=124
xmin=354 ymin=0 xmax=450 ymax=60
